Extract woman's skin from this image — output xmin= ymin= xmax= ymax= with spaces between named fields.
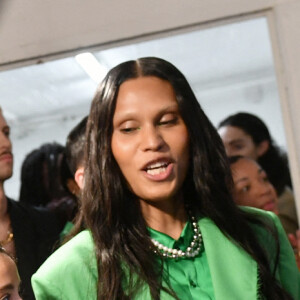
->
xmin=111 ymin=76 xmax=190 ymax=240
xmin=0 ymin=253 xmax=22 ymax=300
xmin=230 ymin=157 xmax=278 ymax=214
xmin=218 ymin=125 xmax=268 ymax=159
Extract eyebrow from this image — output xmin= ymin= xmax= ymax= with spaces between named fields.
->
xmin=235 ymin=177 xmax=248 ymax=184
xmin=234 ymin=167 xmax=265 ymax=184
xmin=0 ymin=283 xmax=14 ymax=290
xmin=114 ymin=105 xmax=179 ymax=124
xmin=228 ymin=138 xmax=244 ymax=145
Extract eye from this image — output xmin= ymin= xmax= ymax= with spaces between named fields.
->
xmin=158 ymin=114 xmax=178 ymax=126
xmin=241 ymin=185 xmax=250 ymax=193
xmin=120 ymin=126 xmax=141 ymax=134
xmin=233 ymin=143 xmax=244 ymax=150
xmin=0 ymin=294 xmax=11 ymax=300
xmin=3 ymin=128 xmax=10 ymax=137
xmin=119 ymin=121 xmax=140 ymax=134
xmin=262 ymin=176 xmax=269 ymax=182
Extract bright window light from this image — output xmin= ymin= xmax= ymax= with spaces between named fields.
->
xmin=75 ymin=52 xmax=108 ymax=83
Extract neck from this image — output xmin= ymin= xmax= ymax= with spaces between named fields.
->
xmin=140 ymin=196 xmax=187 ymax=240
xmin=0 ymin=182 xmax=8 ymax=218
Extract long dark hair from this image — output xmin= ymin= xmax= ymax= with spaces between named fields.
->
xmin=218 ymin=112 xmax=292 ymax=196
xmin=82 ymin=57 xmax=292 ymax=299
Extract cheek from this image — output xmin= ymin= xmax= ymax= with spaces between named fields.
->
xmin=111 ymin=135 xmax=130 ymax=168
xmin=233 ymin=192 xmax=252 ymax=206
xmin=175 ymin=131 xmax=190 ymax=170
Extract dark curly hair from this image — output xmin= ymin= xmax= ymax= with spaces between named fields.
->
xmin=218 ymin=112 xmax=292 ymax=196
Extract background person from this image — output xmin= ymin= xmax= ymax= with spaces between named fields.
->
xmin=229 ymin=155 xmax=300 ymax=269
xmin=32 ymin=57 xmax=299 ymax=300
xmin=0 ymin=107 xmax=63 ymax=299
xmin=59 ymin=116 xmax=87 ymax=241
xmin=218 ymin=112 xmax=298 ymax=234
xmin=0 ymin=247 xmax=22 ymax=300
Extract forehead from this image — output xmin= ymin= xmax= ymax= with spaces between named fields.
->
xmin=117 ymin=76 xmax=175 ymax=102
xmin=0 ymin=254 xmax=19 ymax=285
xmin=231 ymin=158 xmax=260 ymax=175
xmin=219 ymin=125 xmax=250 ymax=141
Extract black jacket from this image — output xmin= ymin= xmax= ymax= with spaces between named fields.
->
xmin=8 ymin=198 xmax=63 ymax=300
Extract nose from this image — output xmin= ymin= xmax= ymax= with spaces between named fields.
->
xmin=257 ymin=180 xmax=273 ymax=196
xmin=140 ymin=125 xmax=165 ymax=152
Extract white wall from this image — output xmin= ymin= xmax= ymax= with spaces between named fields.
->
xmin=1 ymin=0 xmax=300 ymax=217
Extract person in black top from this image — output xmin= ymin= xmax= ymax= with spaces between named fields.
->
xmin=0 ymin=106 xmax=63 ymax=300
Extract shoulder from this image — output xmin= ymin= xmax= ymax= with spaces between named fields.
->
xmin=34 ymin=230 xmax=96 ymax=276
xmin=241 ymin=207 xmax=300 ymax=298
xmin=239 ymin=206 xmax=284 ymax=242
xmin=32 ymin=230 xmax=97 ymax=299
xmin=8 ymin=198 xmax=63 ymax=236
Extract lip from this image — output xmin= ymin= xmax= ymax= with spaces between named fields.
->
xmin=262 ymin=201 xmax=276 ymax=212
xmin=141 ymin=157 xmax=175 ymax=182
xmin=141 ymin=157 xmax=174 ymax=171
xmin=0 ymin=152 xmax=13 ymax=162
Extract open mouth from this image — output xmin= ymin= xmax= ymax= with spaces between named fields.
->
xmin=145 ymin=161 xmax=170 ymax=175
xmin=262 ymin=201 xmax=276 ymax=211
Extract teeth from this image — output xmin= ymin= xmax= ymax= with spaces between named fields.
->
xmin=147 ymin=161 xmax=168 ymax=170
xmin=147 ymin=167 xmax=167 ymax=175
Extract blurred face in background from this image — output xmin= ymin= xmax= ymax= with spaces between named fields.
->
xmin=0 ymin=111 xmax=13 ymax=183
xmin=218 ymin=125 xmax=267 ymax=160
xmin=0 ymin=253 xmax=22 ymax=300
xmin=230 ymin=157 xmax=278 ymax=214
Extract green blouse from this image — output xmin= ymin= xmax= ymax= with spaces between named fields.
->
xmin=149 ymin=222 xmax=214 ymax=299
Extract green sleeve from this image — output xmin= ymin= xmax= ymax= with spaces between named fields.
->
xmin=269 ymin=212 xmax=300 ymax=299
xmin=32 ymin=275 xmax=62 ymax=300
xmin=31 ymin=230 xmax=98 ymax=300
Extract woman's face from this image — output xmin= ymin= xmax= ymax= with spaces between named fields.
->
xmin=230 ymin=158 xmax=278 ymax=213
xmin=218 ymin=125 xmax=261 ymax=159
xmin=111 ymin=76 xmax=189 ymax=203
xmin=0 ymin=254 xmax=22 ymax=300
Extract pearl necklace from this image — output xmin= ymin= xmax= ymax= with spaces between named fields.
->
xmin=151 ymin=215 xmax=202 ymax=260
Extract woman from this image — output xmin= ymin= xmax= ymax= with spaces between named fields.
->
xmin=218 ymin=112 xmax=298 ymax=234
xmin=229 ymin=155 xmax=300 ymax=269
xmin=32 ymin=57 xmax=299 ymax=299
xmin=229 ymin=155 xmax=279 ymax=214
xmin=0 ymin=247 xmax=22 ymax=300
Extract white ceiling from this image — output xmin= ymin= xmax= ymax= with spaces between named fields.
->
xmin=0 ymin=17 xmax=285 ymax=199
xmin=0 ymin=17 xmax=274 ymax=124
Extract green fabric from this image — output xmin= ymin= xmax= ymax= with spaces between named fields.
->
xmin=59 ymin=221 xmax=74 ymax=243
xmin=148 ymin=222 xmax=215 ymax=299
xmin=31 ymin=207 xmax=300 ymax=300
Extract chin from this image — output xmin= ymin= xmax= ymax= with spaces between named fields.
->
xmin=0 ymin=172 xmax=13 ymax=181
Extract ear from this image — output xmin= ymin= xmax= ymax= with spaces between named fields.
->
xmin=74 ymin=167 xmax=84 ymax=190
xmin=257 ymin=140 xmax=269 ymax=157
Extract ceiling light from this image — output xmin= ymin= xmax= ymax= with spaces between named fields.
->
xmin=75 ymin=52 xmax=108 ymax=83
